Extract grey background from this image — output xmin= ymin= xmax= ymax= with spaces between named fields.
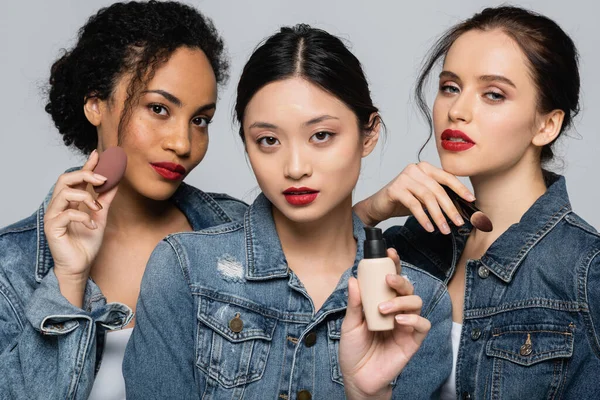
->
xmin=1 ymin=0 xmax=598 ymax=230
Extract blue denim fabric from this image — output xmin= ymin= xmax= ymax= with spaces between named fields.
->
xmin=124 ymin=193 xmax=452 ymax=399
xmin=384 ymin=173 xmax=600 ymax=399
xmin=0 ymin=173 xmax=247 ymax=400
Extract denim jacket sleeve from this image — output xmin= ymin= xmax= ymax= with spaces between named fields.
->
xmin=123 ymin=238 xmax=199 ymax=400
xmin=392 ymin=269 xmax=453 ymax=400
xmin=0 ymin=267 xmax=132 ymax=400
xmin=585 ymin=249 xmax=600 ymax=360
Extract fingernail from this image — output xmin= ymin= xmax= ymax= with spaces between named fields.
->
xmin=465 ymin=192 xmax=476 ymax=202
xmin=90 ymin=220 xmax=98 ymax=229
xmin=90 ymin=149 xmax=97 ymax=158
xmin=379 ymin=302 xmax=392 ymax=312
xmin=454 ymin=215 xmax=465 ymax=226
xmin=442 ymin=222 xmax=450 ymax=234
xmin=395 ymin=314 xmax=408 ymax=323
xmin=425 ymin=222 xmax=435 ymax=232
xmin=93 ymin=200 xmax=103 ymax=211
xmin=93 ymin=174 xmax=108 ymax=181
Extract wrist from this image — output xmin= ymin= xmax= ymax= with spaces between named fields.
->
xmin=54 ymin=271 xmax=88 ymax=308
xmin=354 ymin=197 xmax=380 ymax=227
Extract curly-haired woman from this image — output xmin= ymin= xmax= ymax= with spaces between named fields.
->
xmin=0 ymin=2 xmax=246 ymax=399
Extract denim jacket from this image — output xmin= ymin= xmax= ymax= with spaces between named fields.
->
xmin=384 ymin=173 xmax=600 ymax=399
xmin=123 ymin=193 xmax=452 ymax=399
xmin=0 ymin=176 xmax=247 ymax=400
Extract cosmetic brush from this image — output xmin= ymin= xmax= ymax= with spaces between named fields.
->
xmin=442 ymin=185 xmax=493 ymax=232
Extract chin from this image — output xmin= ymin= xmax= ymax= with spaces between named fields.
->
xmin=439 ymin=155 xmax=480 ymax=178
xmin=138 ymin=181 xmax=181 ymax=201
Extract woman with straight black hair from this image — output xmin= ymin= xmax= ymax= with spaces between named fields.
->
xmin=124 ymin=24 xmax=452 ymax=399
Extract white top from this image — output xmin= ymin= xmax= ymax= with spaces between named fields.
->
xmin=440 ymin=322 xmax=462 ymax=400
xmin=88 ymin=328 xmax=133 ymax=400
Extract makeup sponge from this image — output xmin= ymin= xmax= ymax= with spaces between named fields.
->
xmin=93 ymin=147 xmax=127 ymax=193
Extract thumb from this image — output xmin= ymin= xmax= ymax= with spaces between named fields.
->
xmin=91 ymin=184 xmax=119 ymax=227
xmin=343 ymin=277 xmax=365 ymax=331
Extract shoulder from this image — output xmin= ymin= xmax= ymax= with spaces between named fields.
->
xmin=206 ymin=192 xmax=249 ymax=220
xmin=0 ymin=211 xmax=39 ymax=272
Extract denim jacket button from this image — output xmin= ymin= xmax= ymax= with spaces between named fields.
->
xmin=470 ymin=328 xmax=482 ymax=341
xmin=304 ymin=332 xmax=317 ymax=348
xmin=477 ymin=266 xmax=490 ymax=279
xmin=297 ymin=390 xmax=312 ymax=400
xmin=228 ymin=313 xmax=243 ymax=333
xmin=462 ymin=392 xmax=472 ymax=400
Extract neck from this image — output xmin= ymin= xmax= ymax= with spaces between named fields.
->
xmin=273 ymin=195 xmax=357 ymax=271
xmin=101 ymin=181 xmax=182 ymax=235
xmin=468 ymin=160 xmax=547 ymax=245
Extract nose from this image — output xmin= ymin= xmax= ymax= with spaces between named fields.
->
xmin=448 ymin=91 xmax=473 ymax=124
xmin=162 ymin=122 xmax=192 ymax=157
xmin=284 ymin=143 xmax=312 ymax=180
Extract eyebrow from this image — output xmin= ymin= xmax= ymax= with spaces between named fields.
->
xmin=248 ymin=115 xmax=339 ymax=130
xmin=439 ymin=71 xmax=516 ymax=89
xmin=143 ymin=89 xmax=216 ymax=114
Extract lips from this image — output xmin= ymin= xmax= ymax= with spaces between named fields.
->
xmin=150 ymin=162 xmax=187 ymax=181
xmin=282 ymin=187 xmax=319 ymax=206
xmin=441 ymin=129 xmax=475 ymax=152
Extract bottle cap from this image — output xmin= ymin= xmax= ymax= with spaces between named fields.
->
xmin=363 ymin=227 xmax=387 ymax=259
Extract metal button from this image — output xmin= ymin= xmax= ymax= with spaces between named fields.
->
xmin=478 ymin=266 xmax=490 ymax=279
xmin=297 ymin=390 xmax=312 ymax=400
xmin=229 ymin=313 xmax=243 ymax=333
xmin=470 ymin=328 xmax=482 ymax=341
xmin=462 ymin=392 xmax=472 ymax=400
xmin=304 ymin=332 xmax=317 ymax=348
xmin=520 ymin=333 xmax=533 ymax=356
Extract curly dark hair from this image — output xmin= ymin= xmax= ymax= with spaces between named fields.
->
xmin=45 ymin=0 xmax=229 ymax=155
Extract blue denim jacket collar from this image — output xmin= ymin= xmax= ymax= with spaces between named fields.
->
xmin=244 ymin=193 xmax=366 ymax=281
xmin=34 ymin=169 xmax=236 ymax=282
xmin=449 ymin=172 xmax=572 ymax=283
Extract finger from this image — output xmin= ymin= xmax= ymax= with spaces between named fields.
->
xmin=82 ymin=149 xmax=100 ymax=171
xmin=404 ymin=178 xmax=451 ymax=235
xmin=342 ymin=277 xmax=365 ymax=331
xmin=46 ymin=188 xmax=103 ymax=219
xmin=386 ymin=273 xmax=414 ymax=296
xmin=394 ymin=314 xmax=431 ymax=338
xmin=418 ymin=162 xmax=475 ymax=202
xmin=379 ymin=294 xmax=422 ymax=315
xmin=47 ymin=209 xmax=98 ymax=235
xmin=386 ymin=248 xmax=401 ymax=275
xmin=52 ymin=170 xmax=108 ymax=197
xmin=91 ymin=184 xmax=120 ymax=227
xmin=393 ymin=188 xmax=435 ymax=233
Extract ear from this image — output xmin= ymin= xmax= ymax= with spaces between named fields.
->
xmin=361 ymin=112 xmax=381 ymax=157
xmin=83 ymin=94 xmax=104 ymax=127
xmin=532 ymin=109 xmax=564 ymax=147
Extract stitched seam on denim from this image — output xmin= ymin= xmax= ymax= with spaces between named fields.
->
xmin=0 ymin=282 xmax=24 ymax=329
xmin=421 ymin=279 xmax=449 ymax=319
xmin=194 ymin=289 xmax=282 ymax=320
xmin=65 ymin=317 xmax=93 ymax=399
xmin=492 ymin=329 xmax=573 ymax=336
xmin=490 ymin=203 xmax=570 ymax=282
xmin=194 ymin=188 xmax=233 ymax=223
xmin=563 ymin=213 xmax=600 ymax=239
xmin=581 ymin=247 xmax=600 ymax=359
xmin=163 ymin=237 xmax=194 ymax=288
xmin=0 ymin=223 xmax=36 ymax=236
xmin=465 ymin=299 xmax=582 ymax=319
xmin=206 ymin=192 xmax=249 ymax=206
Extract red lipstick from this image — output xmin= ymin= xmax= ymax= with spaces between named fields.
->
xmin=283 ymin=187 xmax=319 ymax=206
xmin=441 ymin=129 xmax=475 ymax=152
xmin=150 ymin=162 xmax=186 ymax=181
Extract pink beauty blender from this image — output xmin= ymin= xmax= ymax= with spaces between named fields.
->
xmin=93 ymin=147 xmax=128 ymax=193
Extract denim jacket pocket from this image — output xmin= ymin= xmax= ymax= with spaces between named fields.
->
xmin=195 ymin=295 xmax=277 ymax=389
xmin=485 ymin=323 xmax=574 ymax=399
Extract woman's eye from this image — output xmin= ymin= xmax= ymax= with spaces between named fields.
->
xmin=484 ymin=91 xmax=505 ymax=102
xmin=311 ymin=131 xmax=334 ymax=143
xmin=440 ymin=84 xmax=460 ymax=94
xmin=150 ymin=104 xmax=168 ymax=116
xmin=192 ymin=116 xmax=211 ymax=127
xmin=257 ymin=136 xmax=280 ymax=147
